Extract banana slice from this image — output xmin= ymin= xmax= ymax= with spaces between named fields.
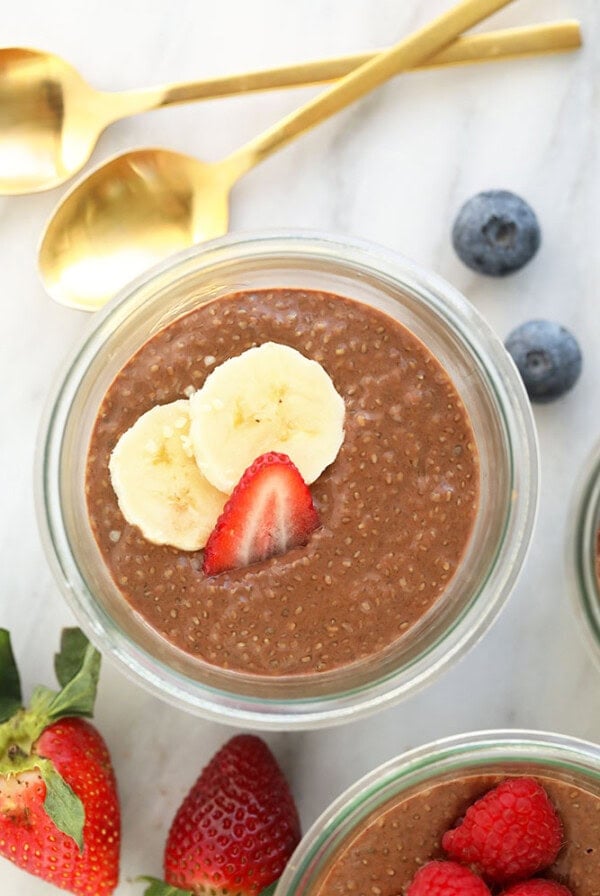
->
xmin=189 ymin=342 xmax=345 ymax=494
xmin=109 ymin=400 xmax=227 ymax=551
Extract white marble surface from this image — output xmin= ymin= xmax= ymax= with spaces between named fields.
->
xmin=2 ymin=1 xmax=600 ymax=893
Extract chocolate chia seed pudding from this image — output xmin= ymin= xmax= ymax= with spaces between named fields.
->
xmin=315 ymin=775 xmax=600 ymax=895
xmin=86 ymin=288 xmax=479 ymax=677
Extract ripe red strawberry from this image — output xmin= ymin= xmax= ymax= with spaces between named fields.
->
xmin=407 ymin=860 xmax=491 ymax=895
xmin=203 ymin=452 xmax=320 ymax=575
xmin=501 ymin=882 xmax=573 ymax=896
xmin=442 ymin=777 xmax=563 ymax=884
xmin=144 ymin=734 xmax=300 ymax=896
xmin=0 ymin=628 xmax=119 ymax=895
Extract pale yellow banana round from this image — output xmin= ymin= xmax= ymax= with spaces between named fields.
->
xmin=189 ymin=342 xmax=345 ymax=493
xmin=109 ymin=399 xmax=227 ymax=551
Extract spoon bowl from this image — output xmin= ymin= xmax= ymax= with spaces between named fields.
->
xmin=39 ymin=149 xmax=232 ymax=309
xmin=0 ymin=48 xmax=116 ymax=194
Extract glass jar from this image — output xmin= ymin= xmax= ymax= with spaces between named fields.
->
xmin=571 ymin=439 xmax=600 ymax=664
xmin=276 ymin=730 xmax=600 ymax=895
xmin=37 ymin=231 xmax=538 ymax=728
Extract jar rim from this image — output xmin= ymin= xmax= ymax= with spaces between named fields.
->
xmin=571 ymin=438 xmax=600 ymax=658
xmin=36 ymin=230 xmax=539 ymax=728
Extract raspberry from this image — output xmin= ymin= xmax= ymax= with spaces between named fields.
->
xmin=442 ymin=777 xmax=563 ymax=884
xmin=501 ymin=882 xmax=573 ymax=896
xmin=407 ymin=861 xmax=491 ymax=895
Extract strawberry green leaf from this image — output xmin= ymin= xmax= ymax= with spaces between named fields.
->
xmin=46 ymin=639 xmax=101 ymax=721
xmin=259 ymin=882 xmax=279 ymax=896
xmin=0 ymin=629 xmax=22 ymax=722
xmin=37 ymin=757 xmax=85 ymax=851
xmin=54 ymin=628 xmax=90 ymax=688
xmin=29 ymin=685 xmax=58 ymax=719
xmin=139 ymin=877 xmax=192 ymax=896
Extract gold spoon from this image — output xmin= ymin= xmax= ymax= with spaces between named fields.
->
xmin=0 ymin=21 xmax=580 ymax=196
xmin=40 ymin=0 xmax=524 ymax=310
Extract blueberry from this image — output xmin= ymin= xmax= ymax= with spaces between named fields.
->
xmin=452 ymin=190 xmax=541 ymax=276
xmin=505 ymin=320 xmax=582 ymax=403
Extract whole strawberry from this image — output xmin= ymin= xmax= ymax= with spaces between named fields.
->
xmin=501 ymin=882 xmax=573 ymax=896
xmin=407 ymin=860 xmax=491 ymax=895
xmin=442 ymin=777 xmax=563 ymax=884
xmin=143 ymin=734 xmax=301 ymax=896
xmin=0 ymin=628 xmax=119 ymax=895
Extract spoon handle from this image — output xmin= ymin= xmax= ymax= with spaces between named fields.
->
xmin=222 ymin=0 xmax=516 ymax=178
xmin=113 ymin=20 xmax=580 ymax=114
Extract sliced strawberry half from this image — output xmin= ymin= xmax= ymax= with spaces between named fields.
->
xmin=202 ymin=452 xmax=320 ymax=576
